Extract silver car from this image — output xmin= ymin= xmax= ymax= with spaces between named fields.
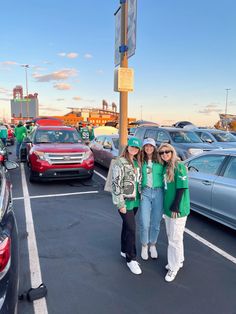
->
xmin=89 ymin=134 xmax=119 ymax=168
xmin=184 ymin=149 xmax=236 ymax=230
xmin=195 ymin=129 xmax=236 ymax=148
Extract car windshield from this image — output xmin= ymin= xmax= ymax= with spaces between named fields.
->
xmin=170 ymin=131 xmax=202 ymax=143
xmin=112 ymin=138 xmax=119 ymax=150
xmin=212 ymin=132 xmax=236 ymax=142
xmin=35 ymin=130 xmax=80 ymax=143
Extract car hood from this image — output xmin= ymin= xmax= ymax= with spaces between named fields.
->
xmin=32 ymin=143 xmax=90 ymax=153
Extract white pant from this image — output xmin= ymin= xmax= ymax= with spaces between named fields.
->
xmin=164 ymin=215 xmax=187 ymax=272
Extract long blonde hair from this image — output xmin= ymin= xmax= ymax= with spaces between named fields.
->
xmin=158 ymin=143 xmax=179 ymax=182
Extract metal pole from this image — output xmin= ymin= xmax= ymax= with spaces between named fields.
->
xmin=225 ymin=88 xmax=231 ymax=131
xmin=119 ymin=0 xmax=128 ymax=155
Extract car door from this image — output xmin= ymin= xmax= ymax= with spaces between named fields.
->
xmin=186 ymin=154 xmax=226 ymax=216
xmin=91 ymin=136 xmax=105 ymax=165
xmin=101 ymin=137 xmax=114 ymax=168
xmin=211 ymin=156 xmax=236 ymax=229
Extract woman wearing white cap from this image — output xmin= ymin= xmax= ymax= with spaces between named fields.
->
xmin=140 ymin=138 xmax=164 ymax=260
xmin=112 ymin=137 xmax=143 ymax=275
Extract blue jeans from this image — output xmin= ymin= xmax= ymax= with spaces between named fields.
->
xmin=16 ymin=141 xmax=22 ymax=159
xmin=139 ymin=187 xmax=164 ymax=245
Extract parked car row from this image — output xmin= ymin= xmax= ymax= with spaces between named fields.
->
xmin=0 ymin=141 xmax=19 ymax=313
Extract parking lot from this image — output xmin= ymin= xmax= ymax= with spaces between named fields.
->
xmin=8 ymin=146 xmax=236 ymax=314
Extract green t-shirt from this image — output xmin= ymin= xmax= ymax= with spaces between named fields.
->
xmin=80 ymin=127 xmax=90 ymax=141
xmin=142 ymin=162 xmax=164 ymax=189
xmin=163 ymin=162 xmax=190 ymax=218
xmin=14 ymin=125 xmax=27 ymax=142
xmin=125 ymin=161 xmax=140 ymax=210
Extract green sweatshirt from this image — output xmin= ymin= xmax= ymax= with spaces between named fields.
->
xmin=14 ymin=125 xmax=27 ymax=142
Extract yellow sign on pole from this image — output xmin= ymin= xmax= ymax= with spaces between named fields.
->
xmin=114 ymin=67 xmax=134 ymax=92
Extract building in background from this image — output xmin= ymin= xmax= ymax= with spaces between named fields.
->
xmin=52 ymin=100 xmax=136 ymax=127
xmin=10 ymin=85 xmax=39 ymax=123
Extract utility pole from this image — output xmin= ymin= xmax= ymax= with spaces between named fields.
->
xmin=225 ymin=88 xmax=231 ymax=131
xmin=21 ymin=64 xmax=29 ymax=119
xmin=119 ymin=0 xmax=128 ymax=154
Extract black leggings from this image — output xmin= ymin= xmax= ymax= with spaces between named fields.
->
xmin=119 ymin=207 xmax=138 ymax=263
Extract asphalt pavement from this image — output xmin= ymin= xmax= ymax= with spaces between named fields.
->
xmin=7 ymin=146 xmax=236 ymax=314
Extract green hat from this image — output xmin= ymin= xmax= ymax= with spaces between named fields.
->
xmin=128 ymin=137 xmax=142 ymax=149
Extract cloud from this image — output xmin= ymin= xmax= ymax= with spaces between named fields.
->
xmin=0 ymin=98 xmax=9 ymax=102
xmin=198 ymin=104 xmax=222 ymax=115
xmin=96 ymin=69 xmax=104 ymax=75
xmin=0 ymin=87 xmax=9 ymax=94
xmin=33 ymin=68 xmax=77 ymax=82
xmin=53 ymin=83 xmax=72 ymax=90
xmin=0 ymin=61 xmax=18 ymax=66
xmin=73 ymin=96 xmax=82 ymax=101
xmin=84 ymin=53 xmax=93 ymax=59
xmin=39 ymin=105 xmax=64 ymax=112
xmin=56 ymin=98 xmax=65 ymax=101
xmin=58 ymin=52 xmax=79 ymax=59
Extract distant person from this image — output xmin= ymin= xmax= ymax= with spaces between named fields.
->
xmin=158 ymin=143 xmax=190 ymax=282
xmin=0 ymin=122 xmax=8 ymax=146
xmin=25 ymin=120 xmax=33 ymax=135
xmin=139 ymin=138 xmax=164 ymax=260
xmin=111 ymin=137 xmax=142 ymax=275
xmin=79 ymin=124 xmax=90 ymax=144
xmin=88 ymin=124 xmax=95 ymax=141
xmin=14 ymin=121 xmax=27 ymax=161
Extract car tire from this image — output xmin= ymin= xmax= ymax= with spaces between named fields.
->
xmin=29 ymin=168 xmax=36 ymax=183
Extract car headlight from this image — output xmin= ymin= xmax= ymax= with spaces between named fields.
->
xmin=84 ymin=150 xmax=93 ymax=160
xmin=188 ymin=148 xmax=203 ymax=156
xmin=34 ymin=151 xmax=49 ymax=161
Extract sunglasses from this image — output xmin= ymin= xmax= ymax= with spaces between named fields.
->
xmin=159 ymin=150 xmax=172 ymax=155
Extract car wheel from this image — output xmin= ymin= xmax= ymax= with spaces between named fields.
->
xmin=29 ymin=167 xmax=36 ymax=183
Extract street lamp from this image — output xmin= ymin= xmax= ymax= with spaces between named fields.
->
xmin=225 ymin=88 xmax=231 ymax=115
xmin=21 ymin=64 xmax=29 ymax=119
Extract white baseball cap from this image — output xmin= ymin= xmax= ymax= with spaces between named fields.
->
xmin=142 ymin=138 xmax=156 ymax=147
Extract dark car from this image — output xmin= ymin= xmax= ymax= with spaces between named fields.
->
xmin=134 ymin=126 xmax=217 ymax=160
xmin=184 ymin=149 xmax=236 ymax=230
xmin=0 ymin=145 xmax=19 ymax=313
xmin=172 ymin=121 xmax=196 ymax=128
xmin=89 ymin=134 xmax=120 ymax=168
xmin=194 ymin=129 xmax=236 ymax=148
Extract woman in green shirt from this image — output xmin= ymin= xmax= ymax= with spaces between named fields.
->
xmin=139 ymin=138 xmax=164 ymax=260
xmin=159 ymin=143 xmax=190 ymax=282
xmin=112 ymin=137 xmax=142 ymax=275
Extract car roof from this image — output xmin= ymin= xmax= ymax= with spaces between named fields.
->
xmin=195 ymin=129 xmax=228 ymax=133
xmin=138 ymin=125 xmax=195 ymax=132
xmin=37 ymin=126 xmax=76 ymax=131
xmin=192 ymin=148 xmax=236 ymax=156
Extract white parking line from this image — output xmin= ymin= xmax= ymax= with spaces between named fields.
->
xmin=185 ymin=228 xmax=236 ymax=264
xmin=95 ymin=169 xmax=236 ymax=265
xmin=20 ymin=163 xmax=48 ymax=314
xmin=13 ymin=190 xmax=98 ymax=201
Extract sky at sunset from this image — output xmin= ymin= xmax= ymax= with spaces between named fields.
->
xmin=0 ymin=0 xmax=236 ymax=126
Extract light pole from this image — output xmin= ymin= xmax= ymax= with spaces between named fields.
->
xmin=225 ymin=88 xmax=231 ymax=131
xmin=21 ymin=64 xmax=29 ymax=119
xmin=225 ymin=88 xmax=231 ymax=115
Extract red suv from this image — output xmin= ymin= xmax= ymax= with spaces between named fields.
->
xmin=24 ymin=125 xmax=94 ymax=182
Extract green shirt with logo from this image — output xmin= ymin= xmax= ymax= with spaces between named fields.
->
xmin=142 ymin=161 xmax=164 ymax=189
xmin=163 ymin=162 xmax=190 ymax=218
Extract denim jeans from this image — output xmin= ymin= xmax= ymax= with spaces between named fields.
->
xmin=139 ymin=187 xmax=164 ymax=245
xmin=16 ymin=141 xmax=22 ymax=159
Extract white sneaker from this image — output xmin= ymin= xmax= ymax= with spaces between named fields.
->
xmin=127 ymin=260 xmax=142 ymax=275
xmin=149 ymin=245 xmax=158 ymax=259
xmin=165 ymin=269 xmax=178 ymax=282
xmin=120 ymin=252 xmax=126 ymax=258
xmin=141 ymin=245 xmax=148 ymax=260
xmin=165 ymin=262 xmax=183 ymax=270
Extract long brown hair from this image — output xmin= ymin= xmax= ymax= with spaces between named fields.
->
xmin=141 ymin=145 xmax=160 ymax=164
xmin=121 ymin=145 xmax=141 ymax=168
xmin=158 ymin=143 xmax=179 ymax=182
